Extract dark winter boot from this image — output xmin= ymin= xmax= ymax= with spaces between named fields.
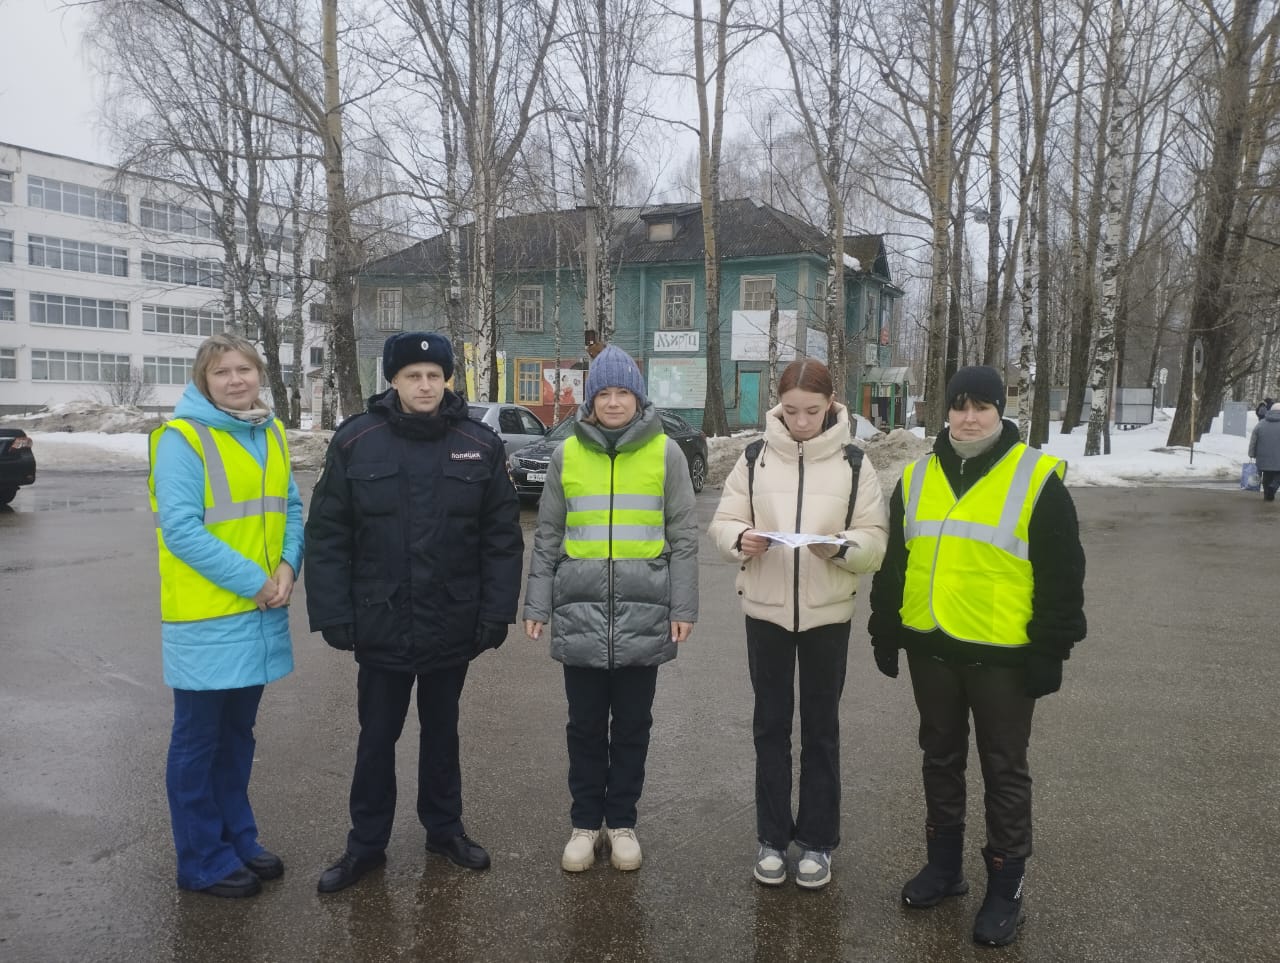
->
xmin=972 ymin=848 xmax=1027 ymax=947
xmin=901 ymin=824 xmax=969 ymax=908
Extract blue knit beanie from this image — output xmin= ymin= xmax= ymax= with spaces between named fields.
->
xmin=585 ymin=345 xmax=647 ymax=407
xmin=383 ymin=331 xmax=454 ymax=381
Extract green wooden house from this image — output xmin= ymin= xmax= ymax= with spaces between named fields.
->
xmin=355 ymin=198 xmax=905 ymax=430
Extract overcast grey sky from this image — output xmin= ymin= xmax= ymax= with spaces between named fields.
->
xmin=0 ymin=0 xmax=107 ymax=162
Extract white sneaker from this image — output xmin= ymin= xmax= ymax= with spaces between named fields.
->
xmin=607 ymin=827 xmax=643 ymax=871
xmin=753 ymin=844 xmax=787 ymax=886
xmin=796 ymin=849 xmax=832 ymax=889
xmin=561 ymin=828 xmax=600 ymax=872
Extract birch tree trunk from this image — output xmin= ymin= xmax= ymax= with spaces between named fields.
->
xmin=1086 ymin=0 xmax=1127 ymax=457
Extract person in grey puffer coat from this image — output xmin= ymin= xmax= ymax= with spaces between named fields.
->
xmin=523 ymin=345 xmax=698 ymax=875
xmin=1248 ymin=401 xmax=1280 ymax=501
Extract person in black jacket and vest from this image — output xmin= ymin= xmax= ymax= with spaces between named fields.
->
xmin=868 ymin=365 xmax=1086 ymax=947
xmin=305 ymin=332 xmax=524 ymax=894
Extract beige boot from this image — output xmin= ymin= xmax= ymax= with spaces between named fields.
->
xmin=607 ymin=827 xmax=643 ymax=871
xmin=561 ymin=829 xmax=601 ymax=872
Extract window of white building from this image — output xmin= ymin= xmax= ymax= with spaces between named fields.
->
xmin=0 ymin=229 xmax=12 ymax=262
xmin=0 ymin=290 xmax=13 ymax=321
xmin=0 ymin=171 xmax=13 ymax=204
xmin=143 ymin=355 xmax=193 ymax=385
xmin=143 ymin=304 xmax=224 ymax=337
xmin=142 ymin=251 xmax=223 ymax=289
xmin=29 ymin=235 xmax=128 ymax=277
xmin=31 ymin=293 xmax=130 ymax=330
xmin=28 ymin=175 xmax=128 ymax=223
xmin=140 ymin=198 xmax=217 ymax=240
xmin=0 ymin=348 xmax=15 ymax=380
xmin=31 ymin=349 xmax=131 ymax=383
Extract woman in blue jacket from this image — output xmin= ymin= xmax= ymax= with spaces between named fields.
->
xmin=148 ymin=333 xmax=303 ymax=898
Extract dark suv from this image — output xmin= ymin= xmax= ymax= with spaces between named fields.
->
xmin=0 ymin=428 xmax=37 ymax=505
xmin=509 ymin=410 xmax=708 ymax=502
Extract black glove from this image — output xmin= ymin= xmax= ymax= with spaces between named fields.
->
xmin=473 ymin=621 xmax=509 ymax=655
xmin=321 ymin=624 xmax=355 ymax=651
xmin=1023 ymin=651 xmax=1063 ymax=698
xmin=872 ymin=640 xmax=900 ymax=679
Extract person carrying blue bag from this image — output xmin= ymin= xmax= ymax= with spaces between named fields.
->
xmin=1248 ymin=401 xmax=1280 ymax=502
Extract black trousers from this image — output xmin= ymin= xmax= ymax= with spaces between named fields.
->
xmin=906 ymin=652 xmax=1036 ymax=858
xmin=1261 ymin=470 xmax=1279 ymax=499
xmin=346 ymin=662 xmax=469 ymax=858
xmin=563 ymin=664 xmax=659 ymax=830
xmin=745 ymin=616 xmax=850 ymax=852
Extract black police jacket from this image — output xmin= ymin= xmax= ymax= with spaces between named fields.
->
xmin=304 ymin=388 xmax=524 ymax=673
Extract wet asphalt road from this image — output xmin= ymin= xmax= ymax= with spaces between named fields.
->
xmin=1 ymin=472 xmax=1278 ymax=963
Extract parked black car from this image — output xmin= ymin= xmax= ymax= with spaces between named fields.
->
xmin=509 ymin=409 xmax=708 ymax=501
xmin=0 ymin=428 xmax=37 ymax=506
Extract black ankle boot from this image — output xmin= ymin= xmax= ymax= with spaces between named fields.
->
xmin=972 ymin=848 xmax=1027 ymax=946
xmin=901 ymin=824 xmax=969 ymax=908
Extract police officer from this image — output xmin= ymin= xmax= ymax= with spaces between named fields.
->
xmin=868 ymin=365 xmax=1087 ymax=947
xmin=306 ymin=332 xmax=523 ymax=893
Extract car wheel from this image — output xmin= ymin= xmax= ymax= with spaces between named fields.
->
xmin=0 ymin=485 xmax=17 ymax=506
xmin=688 ymin=454 xmax=707 ymax=494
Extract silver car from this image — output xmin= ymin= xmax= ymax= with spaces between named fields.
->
xmin=466 ymin=402 xmax=548 ymax=458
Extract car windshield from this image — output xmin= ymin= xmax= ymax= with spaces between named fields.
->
xmin=546 ymin=418 xmax=577 ymax=442
xmin=467 ymin=405 xmax=489 ymax=420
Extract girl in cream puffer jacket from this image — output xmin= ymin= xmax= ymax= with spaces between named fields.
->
xmin=709 ymin=359 xmax=888 ymax=891
xmin=709 ymin=401 xmax=888 ymax=632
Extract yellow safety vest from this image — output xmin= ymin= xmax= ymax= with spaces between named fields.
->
xmin=562 ymin=432 xmax=667 ymax=559
xmin=148 ymin=418 xmax=290 ymax=623
xmin=900 ymin=443 xmax=1065 ymax=646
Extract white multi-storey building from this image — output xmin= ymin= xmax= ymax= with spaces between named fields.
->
xmin=0 ymin=142 xmax=326 ymax=415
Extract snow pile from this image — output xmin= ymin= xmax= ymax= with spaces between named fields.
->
xmin=2 ymin=400 xmax=165 ymax=434
xmin=7 ymin=400 xmax=1261 ymax=491
xmin=706 ymin=424 xmax=931 ymax=496
xmin=6 ymin=400 xmax=335 ymax=471
xmin=285 ymin=430 xmax=333 ymax=470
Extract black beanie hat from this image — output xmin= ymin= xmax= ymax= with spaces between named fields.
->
xmin=383 ymin=332 xmax=454 ymax=381
xmin=946 ymin=365 xmax=1005 ymax=415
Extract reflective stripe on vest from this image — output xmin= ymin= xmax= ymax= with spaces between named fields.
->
xmin=899 ymin=444 xmax=1065 ymax=646
xmin=148 ymin=418 xmax=290 ymax=623
xmin=562 ymin=433 xmax=666 ymax=559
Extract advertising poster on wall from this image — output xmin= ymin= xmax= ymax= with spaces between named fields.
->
xmin=541 ymin=366 xmax=584 ymax=408
xmin=648 ymin=357 xmax=707 ymax=409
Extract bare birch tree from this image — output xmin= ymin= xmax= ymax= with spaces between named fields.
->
xmin=1085 ymin=0 xmax=1128 ymax=457
xmin=393 ymin=0 xmax=561 ymax=399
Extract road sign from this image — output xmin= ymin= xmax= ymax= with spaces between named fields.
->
xmin=1158 ymin=367 xmax=1168 ymax=385
xmin=1193 ymin=339 xmax=1204 ymax=374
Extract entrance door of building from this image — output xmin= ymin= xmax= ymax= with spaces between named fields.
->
xmin=739 ymin=370 xmax=761 ymax=428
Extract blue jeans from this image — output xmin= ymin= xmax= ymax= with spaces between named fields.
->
xmin=167 ymin=685 xmax=265 ymax=889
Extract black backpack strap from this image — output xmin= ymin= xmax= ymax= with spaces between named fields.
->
xmin=843 ymin=444 xmax=864 ymax=529
xmin=744 ymin=439 xmax=764 ymax=527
